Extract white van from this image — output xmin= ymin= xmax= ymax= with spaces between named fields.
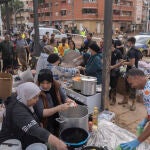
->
xmin=31 ymin=27 xmax=67 ymax=40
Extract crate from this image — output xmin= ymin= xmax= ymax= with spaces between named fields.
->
xmin=0 ymin=72 xmax=13 ymax=100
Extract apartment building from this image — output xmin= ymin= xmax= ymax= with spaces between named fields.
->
xmin=15 ymin=0 xmax=33 ymax=27
xmin=30 ymin=0 xmax=144 ymax=33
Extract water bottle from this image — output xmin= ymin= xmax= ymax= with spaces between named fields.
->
xmin=137 ymin=126 xmax=144 ymax=136
xmin=92 ymin=107 xmax=99 ymax=126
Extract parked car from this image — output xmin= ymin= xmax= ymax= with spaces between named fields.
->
xmin=134 ymin=35 xmax=150 ymax=56
xmin=31 ymin=27 xmax=67 ymax=40
xmin=139 ymin=32 xmax=150 ymax=35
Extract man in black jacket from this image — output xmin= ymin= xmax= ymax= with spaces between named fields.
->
xmin=0 ymin=34 xmax=14 ymax=71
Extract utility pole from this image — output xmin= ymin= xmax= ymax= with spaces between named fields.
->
xmin=0 ymin=6 xmax=3 ymax=36
xmin=5 ymin=0 xmax=10 ymax=31
xmin=147 ymin=0 xmax=150 ymax=32
xmin=33 ymin=0 xmax=40 ymax=56
xmin=101 ymin=0 xmax=113 ymax=110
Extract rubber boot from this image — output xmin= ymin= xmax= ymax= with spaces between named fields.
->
xmin=130 ymin=99 xmax=136 ymax=111
xmin=118 ymin=95 xmax=128 ymax=105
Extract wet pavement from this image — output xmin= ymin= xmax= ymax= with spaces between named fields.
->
xmin=109 ymin=93 xmax=150 ymax=142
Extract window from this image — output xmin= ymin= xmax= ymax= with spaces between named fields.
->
xmin=122 ymin=11 xmax=132 ymax=16
xmin=82 ymin=8 xmax=97 ymax=14
xmin=114 ymin=0 xmax=120 ymax=4
xmin=61 ymin=0 xmax=67 ymax=3
xmin=60 ymin=10 xmax=67 ymax=16
xmin=113 ymin=10 xmax=120 ymax=15
xmin=30 ymin=14 xmax=34 ymax=18
xmin=55 ymin=2 xmax=59 ymax=6
xmin=49 ymin=2 xmax=52 ymax=7
xmin=45 ymin=12 xmax=53 ymax=16
xmin=83 ymin=0 xmax=96 ymax=2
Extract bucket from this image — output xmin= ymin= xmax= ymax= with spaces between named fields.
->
xmin=56 ymin=105 xmax=89 ymax=132
xmin=26 ymin=143 xmax=47 ymax=150
xmin=0 ymin=139 xmax=22 ymax=150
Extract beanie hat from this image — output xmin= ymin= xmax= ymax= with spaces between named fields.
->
xmin=47 ymin=54 xmax=60 ymax=64
xmin=89 ymin=42 xmax=100 ymax=53
xmin=38 ymin=69 xmax=53 ymax=83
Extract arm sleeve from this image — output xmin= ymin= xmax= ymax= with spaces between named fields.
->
xmin=0 ymin=42 xmax=3 ymax=52
xmin=59 ymin=87 xmax=67 ymax=103
xmin=129 ymin=50 xmax=136 ymax=59
xmin=86 ymin=57 xmax=102 ymax=74
xmin=117 ymin=50 xmax=122 ymax=60
xmin=33 ymin=97 xmax=44 ymax=120
xmin=12 ymin=105 xmax=50 ymax=143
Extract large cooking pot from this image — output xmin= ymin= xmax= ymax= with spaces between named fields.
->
xmin=56 ymin=105 xmax=88 ymax=131
xmin=60 ymin=127 xmax=89 ymax=148
xmin=0 ymin=139 xmax=22 ymax=150
xmin=81 ymin=146 xmax=109 ymax=150
xmin=81 ymin=76 xmax=97 ymax=96
xmin=72 ymin=76 xmax=81 ymax=91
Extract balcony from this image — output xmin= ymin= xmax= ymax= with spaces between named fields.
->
xmin=81 ymin=13 xmax=98 ymax=20
xmin=113 ymin=15 xmax=133 ymax=21
xmin=82 ymin=2 xmax=98 ymax=8
xmin=38 ymin=7 xmax=50 ymax=13
xmin=113 ymin=4 xmax=133 ymax=11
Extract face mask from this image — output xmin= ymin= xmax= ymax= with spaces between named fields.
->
xmin=40 ymin=86 xmax=51 ymax=92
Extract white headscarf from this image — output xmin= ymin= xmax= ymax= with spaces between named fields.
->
xmin=16 ymin=82 xmax=41 ymax=111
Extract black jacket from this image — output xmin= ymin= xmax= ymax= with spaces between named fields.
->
xmin=0 ymin=96 xmax=50 ymax=149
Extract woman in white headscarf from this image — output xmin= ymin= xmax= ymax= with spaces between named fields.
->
xmin=0 ymin=82 xmax=67 ymax=150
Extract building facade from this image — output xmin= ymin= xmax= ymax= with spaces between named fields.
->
xmin=30 ymin=0 xmax=146 ymax=34
xmin=15 ymin=0 xmax=33 ymax=27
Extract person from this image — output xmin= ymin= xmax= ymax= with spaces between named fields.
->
xmin=50 ymin=33 xmax=58 ymax=47
xmin=118 ymin=37 xmax=139 ymax=111
xmin=0 ymin=82 xmax=67 ymax=150
xmin=45 ymin=32 xmax=50 ymax=39
xmin=115 ymin=35 xmax=124 ymax=55
xmin=109 ymin=40 xmax=123 ymax=105
xmin=34 ymin=69 xmax=75 ymax=135
xmin=39 ymin=35 xmax=48 ymax=56
xmin=58 ymin=38 xmax=69 ymax=57
xmin=64 ymin=40 xmax=79 ymax=55
xmin=47 ymin=53 xmax=79 ymax=80
xmin=0 ymin=34 xmax=14 ymax=72
xmin=99 ymin=38 xmax=104 ymax=53
xmin=48 ymin=38 xmax=58 ymax=54
xmin=16 ymin=32 xmax=29 ymax=71
xmin=34 ymin=45 xmax=54 ymax=82
xmin=120 ymin=68 xmax=150 ymax=150
xmin=80 ymin=33 xmax=94 ymax=52
xmin=77 ymin=42 xmax=102 ymax=84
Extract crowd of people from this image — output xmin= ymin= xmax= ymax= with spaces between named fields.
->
xmin=0 ymin=29 xmax=149 ymax=150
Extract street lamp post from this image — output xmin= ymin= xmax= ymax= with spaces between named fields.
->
xmin=33 ymin=0 xmax=40 ymax=56
xmin=101 ymin=0 xmax=113 ymax=110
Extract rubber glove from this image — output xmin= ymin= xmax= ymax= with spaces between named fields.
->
xmin=120 ymin=139 xmax=140 ymax=150
xmin=138 ymin=118 xmax=148 ymax=128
